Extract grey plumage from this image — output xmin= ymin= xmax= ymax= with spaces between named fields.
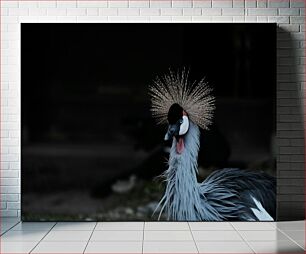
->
xmin=150 ymin=70 xmax=275 ymax=221
xmin=154 ymin=121 xmax=275 ymax=221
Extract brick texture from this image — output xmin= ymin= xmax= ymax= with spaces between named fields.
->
xmin=0 ymin=0 xmax=305 ymax=220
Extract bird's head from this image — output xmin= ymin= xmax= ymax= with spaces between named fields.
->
xmin=164 ymin=103 xmax=189 ymax=154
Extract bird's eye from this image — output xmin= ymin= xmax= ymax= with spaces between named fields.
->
xmin=179 ymin=118 xmax=183 ymax=124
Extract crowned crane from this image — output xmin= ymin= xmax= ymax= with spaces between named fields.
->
xmin=149 ymin=70 xmax=276 ymax=221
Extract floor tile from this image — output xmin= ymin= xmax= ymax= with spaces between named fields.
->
xmin=196 ymin=241 xmax=253 ymax=253
xmin=192 ymin=230 xmax=243 ymax=241
xmin=282 ymin=230 xmax=305 ymax=241
xmin=32 ymin=241 xmax=87 ymax=253
xmin=1 ymin=224 xmax=18 ymax=234
xmin=1 ymin=220 xmax=303 ymax=254
xmin=85 ymin=241 xmax=142 ymax=253
xmin=1 ymin=230 xmax=47 ymax=242
xmin=282 ymin=230 xmax=305 ymax=249
xmin=1 ymin=221 xmax=21 ymax=233
xmin=1 ymin=221 xmax=21 ymax=228
xmin=143 ymin=241 xmax=198 ymax=253
xmin=52 ymin=222 xmax=96 ymax=231
xmin=145 ymin=222 xmax=189 ymax=230
xmin=269 ymin=222 xmax=277 ymax=228
xmin=239 ymin=230 xmax=290 ymax=241
xmin=12 ymin=222 xmax=55 ymax=231
xmin=1 ymin=229 xmax=8 ymax=235
xmin=189 ymin=222 xmax=234 ymax=231
xmin=90 ymin=230 xmax=143 ymax=241
xmin=231 ymin=222 xmax=276 ymax=230
xmin=275 ymin=221 xmax=305 ymax=231
xmin=295 ymin=240 xmax=305 ymax=250
xmin=42 ymin=230 xmax=92 ymax=242
xmin=1 ymin=241 xmax=37 ymax=253
xmin=248 ymin=240 xmax=304 ymax=253
xmin=95 ymin=222 xmax=144 ymax=231
xmin=144 ymin=230 xmax=193 ymax=241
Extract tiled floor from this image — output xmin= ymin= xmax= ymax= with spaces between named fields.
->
xmin=0 ymin=218 xmax=304 ymax=253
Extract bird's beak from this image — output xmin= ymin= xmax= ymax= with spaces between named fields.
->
xmin=164 ymin=127 xmax=173 ymax=141
xmin=164 ymin=132 xmax=170 ymax=141
xmin=164 ymin=124 xmax=179 ymax=141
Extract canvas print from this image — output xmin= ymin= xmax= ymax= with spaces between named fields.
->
xmin=22 ymin=24 xmax=276 ymax=221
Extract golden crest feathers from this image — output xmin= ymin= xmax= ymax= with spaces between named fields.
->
xmin=149 ymin=69 xmax=215 ymax=130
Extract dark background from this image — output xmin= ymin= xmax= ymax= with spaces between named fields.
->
xmin=21 ymin=24 xmax=276 ymax=221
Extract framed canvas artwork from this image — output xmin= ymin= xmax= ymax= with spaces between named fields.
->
xmin=22 ymin=23 xmax=276 ymax=221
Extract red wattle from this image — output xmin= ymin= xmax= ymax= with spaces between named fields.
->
xmin=176 ymin=137 xmax=184 ymax=154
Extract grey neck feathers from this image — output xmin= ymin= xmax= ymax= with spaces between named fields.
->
xmin=155 ymin=121 xmax=223 ymax=221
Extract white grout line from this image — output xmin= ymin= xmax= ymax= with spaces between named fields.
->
xmin=141 ymin=221 xmax=145 ymax=254
xmin=187 ymin=222 xmax=200 ymax=254
xmin=229 ymin=222 xmax=256 ymax=254
xmin=82 ymin=222 xmax=97 ymax=254
xmin=228 ymin=221 xmax=236 ymax=230
xmin=29 ymin=222 xmax=57 ymax=254
xmin=268 ymin=221 xmax=277 ymax=229
xmin=276 ymin=227 xmax=305 ymax=251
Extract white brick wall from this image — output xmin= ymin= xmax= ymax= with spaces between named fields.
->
xmin=1 ymin=0 xmax=305 ymax=219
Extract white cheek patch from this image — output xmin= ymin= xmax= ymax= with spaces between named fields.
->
xmin=179 ymin=116 xmax=189 ymax=135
